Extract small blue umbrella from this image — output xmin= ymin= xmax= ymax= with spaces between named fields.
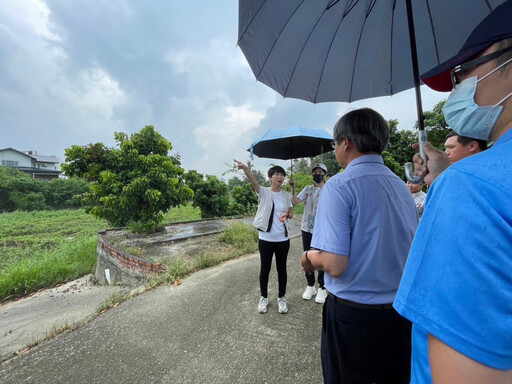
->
xmin=248 ymin=126 xmax=333 ymax=172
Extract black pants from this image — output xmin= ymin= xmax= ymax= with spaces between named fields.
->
xmin=258 ymin=239 xmax=290 ymax=298
xmin=301 ymin=230 xmax=325 ymax=288
xmin=321 ymin=294 xmax=412 ymax=384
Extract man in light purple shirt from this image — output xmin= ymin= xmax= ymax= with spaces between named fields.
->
xmin=301 ymin=108 xmax=418 ymax=384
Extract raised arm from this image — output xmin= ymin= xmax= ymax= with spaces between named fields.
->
xmin=234 ymin=159 xmax=260 ymax=194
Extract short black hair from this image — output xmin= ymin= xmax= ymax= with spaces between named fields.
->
xmin=268 ymin=165 xmax=286 ymax=178
xmin=446 ymin=131 xmax=487 ymax=151
xmin=333 ymin=108 xmax=389 ymax=154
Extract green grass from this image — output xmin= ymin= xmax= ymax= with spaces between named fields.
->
xmin=0 ymin=210 xmax=107 ymax=302
xmin=218 ymin=222 xmax=258 ymax=253
xmin=162 ymin=203 xmax=201 ymax=224
xmin=151 ymin=222 xmax=258 ymax=286
xmin=0 ymin=206 xmax=249 ymax=302
xmin=292 ymin=204 xmax=304 ymax=215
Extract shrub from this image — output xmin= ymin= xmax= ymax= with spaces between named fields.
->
xmin=62 ymin=126 xmax=193 ymax=232
xmin=218 ymin=222 xmax=258 ymax=253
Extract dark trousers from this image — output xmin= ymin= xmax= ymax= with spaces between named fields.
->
xmin=321 ymin=294 xmax=412 ymax=384
xmin=301 ymin=230 xmax=325 ymax=288
xmin=258 ymin=239 xmax=290 ymax=298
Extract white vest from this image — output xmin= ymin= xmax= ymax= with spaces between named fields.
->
xmin=252 ymin=186 xmax=291 ymax=235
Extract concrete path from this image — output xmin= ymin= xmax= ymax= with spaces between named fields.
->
xmin=0 ymin=234 xmax=325 ymax=383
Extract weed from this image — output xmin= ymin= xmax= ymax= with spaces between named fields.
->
xmin=218 ymin=222 xmax=258 ymax=253
xmin=118 ymin=246 xmax=144 ymax=258
xmin=96 ymin=292 xmax=128 ymax=313
xmin=162 ymin=203 xmax=201 ymax=224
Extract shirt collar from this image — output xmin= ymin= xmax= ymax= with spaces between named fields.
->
xmin=345 ymin=154 xmax=383 ymax=170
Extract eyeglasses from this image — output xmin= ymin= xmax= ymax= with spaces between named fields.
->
xmin=330 ymin=140 xmax=336 ymax=149
xmin=450 ymin=45 xmax=512 ymax=88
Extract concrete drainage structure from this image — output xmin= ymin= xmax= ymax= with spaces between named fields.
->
xmin=95 ymin=219 xmax=232 ymax=286
xmin=96 ymin=231 xmax=167 ymax=286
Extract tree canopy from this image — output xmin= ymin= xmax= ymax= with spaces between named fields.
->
xmin=62 ymin=126 xmax=192 ymax=232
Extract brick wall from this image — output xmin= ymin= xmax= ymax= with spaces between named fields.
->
xmin=96 ymin=231 xmax=167 ymax=286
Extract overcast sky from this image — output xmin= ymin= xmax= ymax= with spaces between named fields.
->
xmin=0 ymin=0 xmax=449 ymax=179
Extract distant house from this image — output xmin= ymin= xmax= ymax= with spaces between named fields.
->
xmin=0 ymin=147 xmax=61 ymax=180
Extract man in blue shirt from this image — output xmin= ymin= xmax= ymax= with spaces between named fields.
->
xmin=301 ymin=108 xmax=418 ymax=383
xmin=394 ymin=2 xmax=512 ymax=382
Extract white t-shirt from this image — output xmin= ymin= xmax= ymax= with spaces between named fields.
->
xmin=259 ymin=190 xmax=292 ymax=242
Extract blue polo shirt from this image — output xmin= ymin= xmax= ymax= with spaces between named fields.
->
xmin=394 ymin=128 xmax=512 ymax=382
xmin=311 ymin=155 xmax=418 ymax=304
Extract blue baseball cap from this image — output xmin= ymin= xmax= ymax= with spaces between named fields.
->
xmin=421 ymin=0 xmax=512 ymax=92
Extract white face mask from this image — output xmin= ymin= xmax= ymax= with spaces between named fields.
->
xmin=442 ymin=57 xmax=512 ymax=140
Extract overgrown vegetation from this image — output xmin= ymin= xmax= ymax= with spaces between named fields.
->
xmin=150 ymin=222 xmax=258 ymax=286
xmin=63 ymin=126 xmax=193 ymax=232
xmin=184 ymin=169 xmax=259 ymax=219
xmin=0 ymin=210 xmax=107 ymax=301
xmin=0 ymin=167 xmax=90 ymax=212
xmin=0 ymin=208 xmax=252 ymax=302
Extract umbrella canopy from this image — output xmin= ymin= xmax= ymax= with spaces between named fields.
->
xmin=248 ymin=126 xmax=333 ymax=160
xmin=238 ymin=0 xmax=504 ymax=104
xmin=238 ymin=0 xmax=505 ymax=181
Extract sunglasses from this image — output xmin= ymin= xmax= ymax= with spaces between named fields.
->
xmin=450 ymin=45 xmax=512 ymax=88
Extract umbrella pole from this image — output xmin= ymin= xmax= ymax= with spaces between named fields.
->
xmin=405 ymin=0 xmax=428 ymax=183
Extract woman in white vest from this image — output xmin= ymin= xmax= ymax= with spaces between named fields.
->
xmin=234 ymin=159 xmax=293 ymax=314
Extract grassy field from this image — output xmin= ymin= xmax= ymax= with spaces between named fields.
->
xmin=0 ymin=204 xmax=203 ymax=302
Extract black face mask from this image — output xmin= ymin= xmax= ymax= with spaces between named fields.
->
xmin=312 ymin=174 xmax=324 ymax=184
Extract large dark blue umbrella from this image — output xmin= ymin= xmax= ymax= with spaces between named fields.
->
xmin=248 ymin=126 xmax=333 ymax=171
xmin=238 ymin=0 xmax=505 ymax=181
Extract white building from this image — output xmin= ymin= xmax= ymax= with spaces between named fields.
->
xmin=0 ymin=148 xmax=61 ymax=180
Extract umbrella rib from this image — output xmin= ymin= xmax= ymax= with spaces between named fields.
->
xmin=282 ymin=0 xmax=325 ymax=99
xmin=348 ymin=0 xmax=375 ymax=102
xmin=390 ymin=0 xmax=397 ymax=95
xmin=237 ymin=0 xmax=268 ymax=45
xmin=313 ymin=0 xmax=361 ymax=103
xmin=255 ymin=0 xmax=306 ymax=80
xmin=424 ymin=0 xmax=441 ymax=68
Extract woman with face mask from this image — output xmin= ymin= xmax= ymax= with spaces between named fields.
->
xmin=290 ymin=164 xmax=328 ymax=304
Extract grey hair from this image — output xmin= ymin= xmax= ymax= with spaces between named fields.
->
xmin=333 ymin=108 xmax=389 ymax=154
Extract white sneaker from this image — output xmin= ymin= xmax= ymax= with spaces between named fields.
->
xmin=277 ymin=297 xmax=288 ymax=314
xmin=315 ymin=288 xmax=327 ymax=304
xmin=258 ymin=297 xmax=268 ymax=314
xmin=302 ymin=285 xmax=316 ymax=300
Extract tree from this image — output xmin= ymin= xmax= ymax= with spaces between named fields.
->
xmin=0 ymin=167 xmax=48 ymax=211
xmin=311 ymin=152 xmax=339 ymax=175
xmin=43 ymin=178 xmax=91 ymax=209
xmin=383 ymin=119 xmax=417 ymax=180
xmin=230 ymin=183 xmax=258 ymax=214
xmin=63 ymin=143 xmax=113 ymax=182
xmin=421 ymin=100 xmax=450 ymax=150
xmin=183 ymin=169 xmax=205 ymax=191
xmin=62 ymin=126 xmax=193 ymax=232
xmin=190 ymin=174 xmax=232 ymax=218
xmin=224 ymin=160 xmax=269 ymax=188
xmin=287 ymin=171 xmax=314 ymax=194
